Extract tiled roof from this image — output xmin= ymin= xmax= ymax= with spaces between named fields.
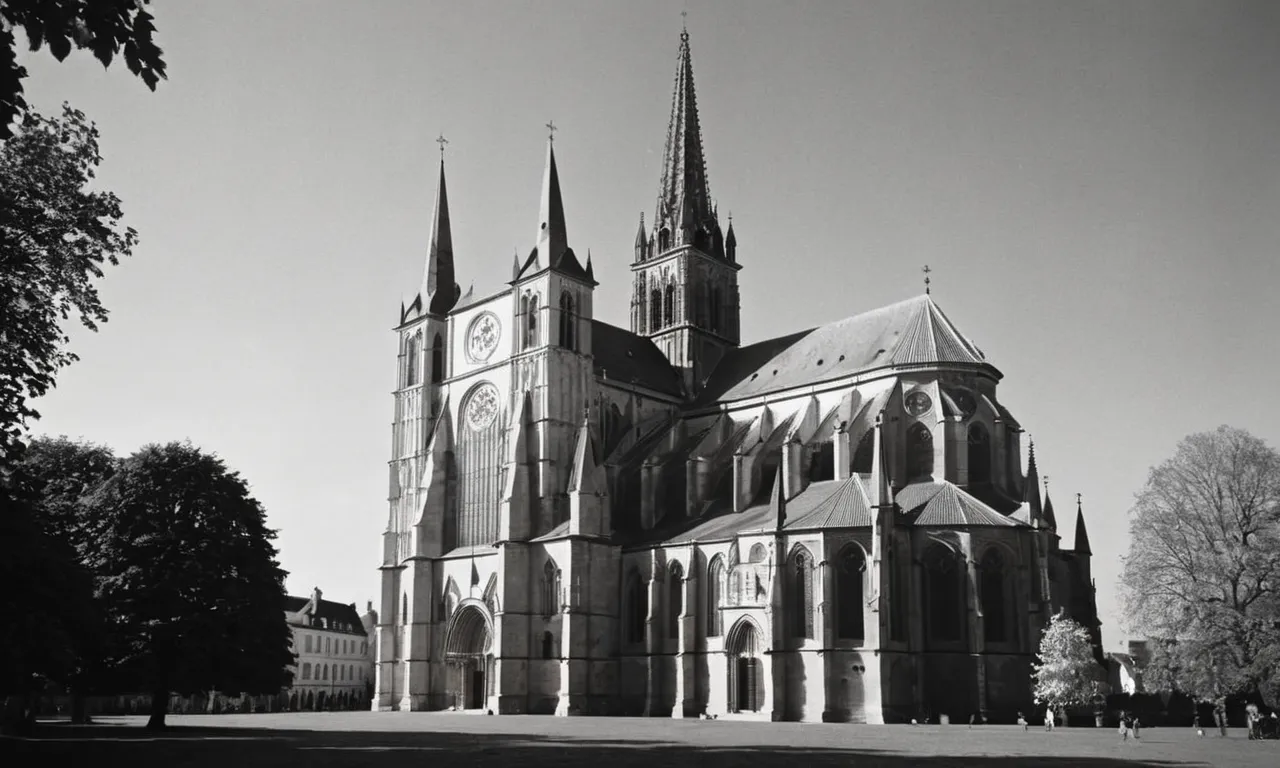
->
xmin=784 ymin=476 xmax=874 ymax=530
xmin=695 ymin=295 xmax=988 ymax=405
xmin=284 ymin=596 xmax=367 ymax=634
xmin=591 ymin=321 xmax=684 ymax=397
xmin=897 ymin=482 xmax=1024 ymax=527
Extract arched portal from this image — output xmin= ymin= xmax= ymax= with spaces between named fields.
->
xmin=726 ymin=618 xmax=766 ymax=713
xmin=444 ymin=603 xmax=494 ymax=710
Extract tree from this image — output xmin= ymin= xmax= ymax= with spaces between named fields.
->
xmin=1120 ymin=426 xmax=1280 ymax=706
xmin=1 ymin=0 xmax=166 ymax=138
xmin=1032 ymin=611 xmax=1102 ymax=715
xmin=0 ymin=469 xmax=98 ymax=733
xmin=12 ymin=436 xmax=117 ymax=723
xmin=84 ymin=442 xmax=294 ymax=729
xmin=0 ymin=105 xmax=136 ymax=462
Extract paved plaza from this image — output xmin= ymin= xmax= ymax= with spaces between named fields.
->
xmin=3 ymin=713 xmax=1276 ymax=768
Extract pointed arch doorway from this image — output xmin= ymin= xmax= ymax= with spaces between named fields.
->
xmin=444 ymin=603 xmax=494 ymax=710
xmin=726 ymin=618 xmax=766 ymax=713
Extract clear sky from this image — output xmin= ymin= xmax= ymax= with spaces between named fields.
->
xmin=20 ymin=0 xmax=1280 ymax=648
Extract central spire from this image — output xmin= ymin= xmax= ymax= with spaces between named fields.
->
xmin=536 ymin=137 xmax=568 ymax=267
xmin=654 ymin=26 xmax=717 ymax=256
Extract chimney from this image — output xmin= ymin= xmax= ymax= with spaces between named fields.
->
xmin=311 ymin=586 xmax=322 ymax=606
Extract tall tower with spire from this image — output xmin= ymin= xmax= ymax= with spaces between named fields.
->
xmin=631 ymin=26 xmax=740 ymax=395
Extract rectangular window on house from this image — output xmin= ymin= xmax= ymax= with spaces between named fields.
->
xmin=305 ymin=635 xmax=312 ymax=653
xmin=325 ymin=637 xmax=331 ymax=654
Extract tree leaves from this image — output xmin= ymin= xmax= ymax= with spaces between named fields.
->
xmin=1032 ymin=611 xmax=1102 ymax=709
xmin=85 ymin=443 xmax=295 ymax=704
xmin=0 ymin=0 xmax=168 ymax=139
xmin=1120 ymin=426 xmax=1280 ymax=704
xmin=1 ymin=105 xmax=134 ymax=459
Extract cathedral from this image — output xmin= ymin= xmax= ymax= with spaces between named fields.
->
xmin=374 ymin=28 xmax=1101 ymax=723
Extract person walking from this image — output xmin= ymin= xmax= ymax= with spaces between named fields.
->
xmin=1045 ymin=708 xmax=1056 ymax=732
xmin=1119 ymin=710 xmax=1130 ymax=742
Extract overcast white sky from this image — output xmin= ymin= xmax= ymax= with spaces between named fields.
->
xmin=22 ymin=0 xmax=1280 ymax=649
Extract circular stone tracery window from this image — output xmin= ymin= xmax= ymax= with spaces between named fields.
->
xmin=466 ymin=312 xmax=501 ymax=363
xmin=464 ymin=382 xmax=501 ymax=431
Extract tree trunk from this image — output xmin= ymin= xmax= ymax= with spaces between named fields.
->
xmin=70 ymin=690 xmax=91 ymax=724
xmin=145 ymin=686 xmax=168 ymax=730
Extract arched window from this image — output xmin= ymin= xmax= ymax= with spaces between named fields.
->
xmin=924 ymin=544 xmax=961 ymax=643
xmin=748 ymin=544 xmax=767 ymax=563
xmin=790 ymin=548 xmax=814 ymax=639
xmin=659 ymin=227 xmax=671 ymax=252
xmin=542 ymin=559 xmax=561 ymax=617
xmin=668 ymin=562 xmax=684 ymax=640
xmin=625 ymin=570 xmax=647 ymax=644
xmin=906 ymin=423 xmax=934 ymax=480
xmin=851 ymin=429 xmax=875 ymax=474
xmin=524 ymin=294 xmax=539 ymax=349
xmin=980 ymin=548 xmax=1007 ymax=643
xmin=302 ymin=662 xmax=311 ymax=680
xmin=322 ymin=664 xmax=329 ymax=680
xmin=636 ymin=281 xmax=647 ymax=333
xmin=650 ymin=288 xmax=663 ymax=330
xmin=405 ymin=333 xmax=420 ymax=386
xmin=663 ymin=283 xmax=676 ymax=327
xmin=968 ymin=423 xmax=991 ymax=486
xmin=707 ymin=557 xmax=724 ymax=637
xmin=541 ymin=631 xmax=555 ymax=659
xmin=559 ymin=292 xmax=576 ymax=350
xmin=837 ymin=545 xmax=866 ymax=640
xmin=431 ymin=333 xmax=444 ymax=384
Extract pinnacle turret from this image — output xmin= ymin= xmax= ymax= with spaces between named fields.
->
xmin=1074 ymin=495 xmax=1093 ymax=555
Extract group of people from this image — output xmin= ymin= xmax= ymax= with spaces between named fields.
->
xmin=1246 ymin=704 xmax=1280 ymax=740
xmin=1118 ymin=710 xmax=1141 ymax=740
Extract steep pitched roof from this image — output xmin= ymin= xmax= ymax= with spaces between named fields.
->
xmin=591 ymin=321 xmax=683 ymax=397
xmin=897 ymin=481 xmax=1024 ymax=527
xmin=783 ymin=476 xmax=874 ymax=530
xmin=695 ymin=295 xmax=989 ymax=405
xmin=1074 ymin=499 xmax=1093 ymax=555
xmin=284 ymin=596 xmax=367 ymax=635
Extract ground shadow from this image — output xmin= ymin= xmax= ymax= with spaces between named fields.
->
xmin=0 ymin=719 xmax=1256 ymax=768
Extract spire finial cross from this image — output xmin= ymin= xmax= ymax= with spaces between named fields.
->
xmin=1043 ymin=475 xmax=1050 ymax=493
xmin=546 ymin=120 xmax=558 ymax=143
xmin=681 ymin=11 xmax=689 ymax=41
xmin=435 ymin=134 xmax=448 ymax=158
xmin=922 ymin=264 xmax=932 ymax=295
xmin=1076 ymin=492 xmax=1082 ymax=508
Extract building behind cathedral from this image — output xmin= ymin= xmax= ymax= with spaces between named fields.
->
xmin=374 ymin=28 xmax=1102 ymax=723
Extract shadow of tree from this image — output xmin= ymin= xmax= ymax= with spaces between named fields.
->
xmin=0 ymin=720 xmax=1227 ymax=768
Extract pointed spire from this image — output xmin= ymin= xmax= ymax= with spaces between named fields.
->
xmin=511 ymin=249 xmax=521 ymax=280
xmin=1043 ymin=476 xmax=1058 ymax=531
xmin=1074 ymin=494 xmax=1092 ymax=555
xmin=536 ymin=138 xmax=568 ymax=267
xmin=634 ymin=212 xmax=647 ymax=249
xmin=771 ymin=455 xmax=787 ymax=530
xmin=1024 ymin=439 xmax=1043 ymax=527
xmin=585 ymin=249 xmax=594 ymax=280
xmin=420 ymin=157 xmax=459 ymax=316
xmin=654 ymin=24 xmax=716 ymax=255
xmin=567 ymin=414 xmax=603 ymax=494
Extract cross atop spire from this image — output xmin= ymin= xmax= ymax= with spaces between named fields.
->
xmin=546 ymin=120 xmax=557 ymax=144
xmin=922 ymin=264 xmax=932 ymax=295
xmin=681 ymin=10 xmax=688 ymax=39
xmin=436 ymin=134 xmax=448 ymax=158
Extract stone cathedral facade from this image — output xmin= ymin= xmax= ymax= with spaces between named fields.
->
xmin=374 ymin=29 xmax=1102 ymax=723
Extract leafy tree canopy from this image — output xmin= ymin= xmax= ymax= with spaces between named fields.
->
xmin=1120 ymin=426 xmax=1280 ymax=705
xmin=85 ymin=442 xmax=294 ymax=728
xmin=1032 ymin=610 xmax=1102 ymax=711
xmin=0 ymin=105 xmax=135 ymax=462
xmin=1 ymin=0 xmax=166 ymax=138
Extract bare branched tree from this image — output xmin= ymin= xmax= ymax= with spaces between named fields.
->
xmin=1120 ymin=426 xmax=1280 ymax=704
